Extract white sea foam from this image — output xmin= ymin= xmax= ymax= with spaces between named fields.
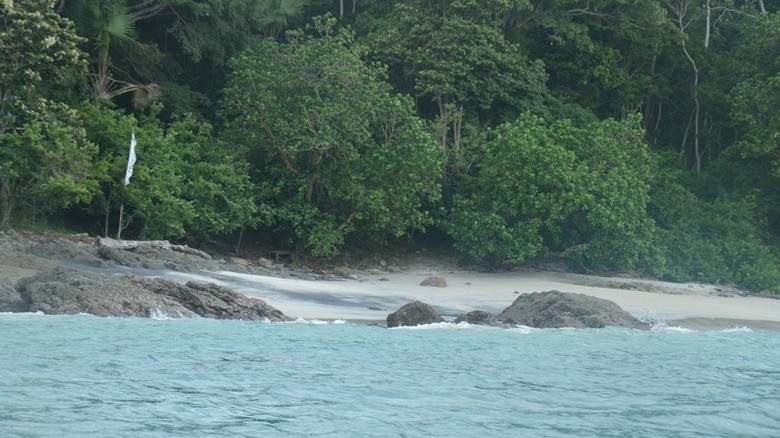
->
xmin=285 ymin=317 xmax=346 ymax=325
xmin=721 ymin=326 xmax=753 ymax=333
xmin=391 ymin=322 xmax=533 ymax=332
xmin=650 ymin=320 xmax=693 ymax=332
xmin=149 ymin=307 xmax=192 ymax=320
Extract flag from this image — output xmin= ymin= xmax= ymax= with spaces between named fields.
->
xmin=124 ymin=132 xmax=137 ymax=186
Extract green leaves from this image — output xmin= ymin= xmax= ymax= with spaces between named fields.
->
xmin=446 ymin=114 xmax=655 ymax=269
xmin=221 ymin=23 xmax=443 ymax=255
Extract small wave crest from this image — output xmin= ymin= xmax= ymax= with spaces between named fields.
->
xmin=721 ymin=326 xmax=753 ymax=333
xmin=149 ymin=308 xmax=192 ymax=320
xmin=285 ymin=317 xmax=347 ymax=325
xmin=391 ymin=321 xmax=534 ymax=333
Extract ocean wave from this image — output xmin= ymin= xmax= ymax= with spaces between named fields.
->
xmin=284 ymin=317 xmax=347 ymax=325
xmin=391 ymin=321 xmax=534 ymax=333
xmin=721 ymin=326 xmax=753 ymax=333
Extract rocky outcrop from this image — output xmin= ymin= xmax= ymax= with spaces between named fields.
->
xmin=0 ymin=280 xmax=26 ymax=312
xmin=498 ymin=290 xmax=649 ymax=329
xmin=143 ymin=279 xmax=289 ymax=321
xmin=454 ymin=310 xmax=506 ymax=327
xmin=386 ymin=300 xmax=444 ymax=327
xmin=11 ymin=268 xmax=290 ymax=321
xmin=420 ymin=275 xmax=447 ymax=287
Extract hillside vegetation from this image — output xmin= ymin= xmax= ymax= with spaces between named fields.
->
xmin=2 ymin=0 xmax=780 ymax=291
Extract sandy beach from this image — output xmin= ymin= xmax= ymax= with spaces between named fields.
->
xmin=3 ymin=232 xmax=780 ymax=329
xmin=210 ymin=259 xmax=780 ymax=330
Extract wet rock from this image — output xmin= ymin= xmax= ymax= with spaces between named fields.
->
xmin=454 ymin=310 xmax=506 ymax=327
xmin=15 ymin=268 xmax=290 ymax=321
xmin=17 ymin=268 xmax=192 ymax=317
xmin=420 ymin=275 xmax=447 ymax=287
xmin=144 ymin=279 xmax=290 ymax=321
xmin=498 ymin=290 xmax=649 ymax=329
xmin=386 ymin=300 xmax=444 ymax=327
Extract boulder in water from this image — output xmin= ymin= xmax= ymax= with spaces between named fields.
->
xmin=386 ymin=300 xmax=444 ymax=327
xmin=498 ymin=290 xmax=649 ymax=329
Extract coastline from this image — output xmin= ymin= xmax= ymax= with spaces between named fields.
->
xmin=2 ymin=231 xmax=780 ymax=330
xmin=228 ymin=262 xmax=780 ymax=331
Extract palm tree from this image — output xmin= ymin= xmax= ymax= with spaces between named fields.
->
xmin=69 ymin=0 xmax=161 ymax=108
xmin=257 ymin=0 xmax=310 ymax=39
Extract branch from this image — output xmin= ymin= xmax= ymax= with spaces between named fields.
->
xmin=129 ymin=1 xmax=169 ymax=22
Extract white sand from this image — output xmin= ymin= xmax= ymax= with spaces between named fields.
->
xmin=212 ymin=265 xmax=780 ymax=330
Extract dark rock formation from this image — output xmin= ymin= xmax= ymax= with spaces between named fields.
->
xmin=144 ymin=279 xmax=289 ymax=321
xmin=420 ymin=275 xmax=447 ymax=287
xmin=454 ymin=310 xmax=505 ymax=326
xmin=11 ymin=268 xmax=290 ymax=321
xmin=498 ymin=290 xmax=649 ymax=329
xmin=386 ymin=300 xmax=444 ymax=327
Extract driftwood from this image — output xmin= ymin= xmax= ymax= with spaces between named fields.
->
xmin=98 ymin=237 xmax=211 ymax=260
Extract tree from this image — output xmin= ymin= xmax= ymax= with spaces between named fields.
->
xmin=0 ymin=0 xmax=87 ymax=132
xmin=78 ymin=103 xmax=257 ymax=240
xmin=220 ymin=17 xmax=443 ymax=255
xmin=446 ymin=114 xmax=655 ymax=269
xmin=68 ymin=0 xmax=161 ymax=108
xmin=0 ymin=116 xmax=99 ymax=228
xmin=0 ymin=0 xmax=98 ymax=228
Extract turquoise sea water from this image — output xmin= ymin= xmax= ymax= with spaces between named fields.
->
xmin=2 ymin=313 xmax=779 ymax=437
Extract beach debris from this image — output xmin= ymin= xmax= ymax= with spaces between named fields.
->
xmin=420 ymin=275 xmax=448 ymax=288
xmin=386 ymin=300 xmax=444 ymax=327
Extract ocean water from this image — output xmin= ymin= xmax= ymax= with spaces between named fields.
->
xmin=2 ymin=314 xmax=779 ymax=437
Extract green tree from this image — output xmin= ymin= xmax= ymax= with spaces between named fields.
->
xmin=0 ymin=0 xmax=98 ymax=228
xmin=68 ymin=0 xmax=161 ymax=108
xmin=78 ymin=103 xmax=256 ymax=240
xmin=0 ymin=116 xmax=99 ymax=228
xmin=220 ymin=17 xmax=443 ymax=255
xmin=0 ymin=0 xmax=87 ymax=132
xmin=446 ymin=114 xmax=655 ymax=270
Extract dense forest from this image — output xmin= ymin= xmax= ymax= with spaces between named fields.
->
xmin=2 ymin=0 xmax=780 ymax=291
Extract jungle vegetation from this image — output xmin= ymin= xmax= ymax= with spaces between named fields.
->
xmin=2 ymin=0 xmax=780 ymax=291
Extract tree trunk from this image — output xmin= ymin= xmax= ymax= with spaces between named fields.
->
xmin=704 ymin=0 xmax=711 ymax=49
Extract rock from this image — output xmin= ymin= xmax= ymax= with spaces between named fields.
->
xmin=29 ymin=238 xmax=111 ymax=267
xmin=15 ymin=268 xmax=290 ymax=321
xmin=498 ymin=290 xmax=649 ymax=329
xmin=17 ymin=268 xmax=192 ymax=318
xmin=454 ymin=310 xmax=505 ymax=326
xmin=144 ymin=279 xmax=290 ymax=321
xmin=386 ymin=300 xmax=444 ymax=327
xmin=0 ymin=280 xmax=26 ymax=312
xmin=420 ymin=275 xmax=447 ymax=287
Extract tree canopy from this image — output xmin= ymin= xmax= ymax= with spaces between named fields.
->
xmin=3 ymin=0 xmax=780 ymax=292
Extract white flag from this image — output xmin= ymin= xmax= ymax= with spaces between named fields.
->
xmin=124 ymin=132 xmax=137 ymax=186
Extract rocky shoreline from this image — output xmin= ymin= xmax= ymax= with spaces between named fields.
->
xmin=0 ymin=231 xmax=310 ymax=321
xmin=0 ymin=231 xmax=656 ymax=329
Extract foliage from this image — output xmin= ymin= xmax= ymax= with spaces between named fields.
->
xmin=0 ymin=114 xmax=99 ymax=227
xmin=0 ymin=0 xmax=87 ymax=131
xmin=446 ymin=114 xmax=655 ymax=270
xmin=648 ymin=167 xmax=780 ymax=292
xmin=78 ymin=103 xmax=256 ymax=239
xmin=363 ymin=0 xmax=548 ymax=124
xmin=220 ymin=17 xmax=443 ymax=255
